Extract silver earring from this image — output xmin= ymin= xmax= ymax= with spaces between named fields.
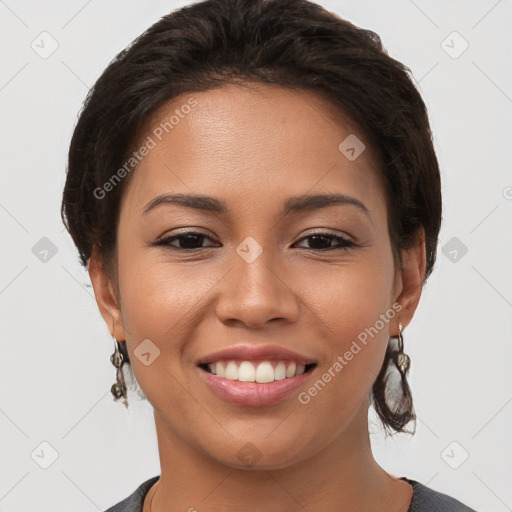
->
xmin=396 ymin=321 xmax=410 ymax=374
xmin=110 ymin=336 xmax=129 ymax=408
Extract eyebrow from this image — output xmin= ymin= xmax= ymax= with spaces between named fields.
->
xmin=142 ymin=192 xmax=371 ymax=218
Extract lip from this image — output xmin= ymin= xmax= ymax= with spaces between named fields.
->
xmin=196 ymin=344 xmax=317 ymax=366
xmin=197 ymin=364 xmax=316 ymax=406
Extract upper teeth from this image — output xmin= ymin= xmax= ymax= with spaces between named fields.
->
xmin=207 ymin=360 xmax=306 ymax=383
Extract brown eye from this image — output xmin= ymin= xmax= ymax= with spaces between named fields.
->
xmin=294 ymin=233 xmax=357 ymax=251
xmin=155 ymin=231 xmax=218 ymax=250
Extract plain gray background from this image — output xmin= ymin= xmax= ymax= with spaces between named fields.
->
xmin=1 ymin=1 xmax=511 ymax=510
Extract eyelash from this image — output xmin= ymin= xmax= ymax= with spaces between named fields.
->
xmin=153 ymin=230 xmax=358 ymax=251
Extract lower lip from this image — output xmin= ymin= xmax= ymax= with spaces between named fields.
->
xmin=198 ymin=366 xmax=314 ymax=407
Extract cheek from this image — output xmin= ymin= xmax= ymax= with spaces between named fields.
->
xmin=299 ymin=248 xmax=395 ymax=395
xmin=115 ymin=246 xmax=212 ymax=400
xmin=116 ymin=243 xmax=214 ymax=342
xmin=300 ymin=252 xmax=394 ymax=344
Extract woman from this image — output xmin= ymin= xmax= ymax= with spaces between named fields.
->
xmin=61 ymin=0 xmax=477 ymax=510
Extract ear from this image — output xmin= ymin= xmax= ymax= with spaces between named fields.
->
xmin=391 ymin=227 xmax=427 ymax=337
xmin=88 ymin=245 xmax=128 ymax=341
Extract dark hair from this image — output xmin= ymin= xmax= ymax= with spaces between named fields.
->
xmin=61 ymin=0 xmax=442 ymax=434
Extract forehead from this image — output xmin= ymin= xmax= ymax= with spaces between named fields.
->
xmin=121 ymin=83 xmax=386 ymax=219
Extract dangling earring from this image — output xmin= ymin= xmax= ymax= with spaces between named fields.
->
xmin=110 ymin=336 xmax=129 ymax=408
xmin=396 ymin=321 xmax=410 ymax=375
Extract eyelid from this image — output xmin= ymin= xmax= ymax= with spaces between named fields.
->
xmin=155 ymin=227 xmax=213 ymax=241
xmin=293 ymin=231 xmax=357 ymax=250
xmin=300 ymin=227 xmax=352 ymax=239
xmin=152 ymin=229 xmax=219 ymax=250
xmin=155 ymin=228 xmax=352 ymax=243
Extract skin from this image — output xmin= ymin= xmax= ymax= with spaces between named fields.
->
xmin=89 ymin=83 xmax=426 ymax=512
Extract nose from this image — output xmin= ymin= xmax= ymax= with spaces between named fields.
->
xmin=215 ymin=247 xmax=300 ymax=328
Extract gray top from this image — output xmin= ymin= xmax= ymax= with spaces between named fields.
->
xmin=104 ymin=475 xmax=477 ymax=511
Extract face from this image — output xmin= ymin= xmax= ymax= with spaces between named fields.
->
xmin=91 ymin=83 xmax=423 ymax=470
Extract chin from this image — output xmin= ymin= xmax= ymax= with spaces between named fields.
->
xmin=203 ymin=433 xmax=315 ymax=471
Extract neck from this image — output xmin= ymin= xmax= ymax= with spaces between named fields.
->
xmin=147 ymin=402 xmax=413 ymax=512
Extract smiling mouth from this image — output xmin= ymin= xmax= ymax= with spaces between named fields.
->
xmin=198 ymin=360 xmax=317 ymax=383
